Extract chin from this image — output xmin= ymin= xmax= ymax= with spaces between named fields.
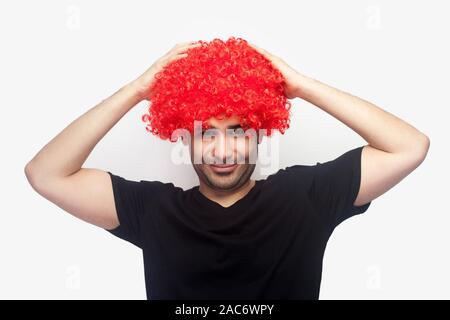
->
xmin=193 ymin=162 xmax=256 ymax=191
xmin=207 ymin=164 xmax=254 ymax=190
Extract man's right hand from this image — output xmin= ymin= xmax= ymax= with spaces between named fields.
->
xmin=132 ymin=41 xmax=202 ymax=101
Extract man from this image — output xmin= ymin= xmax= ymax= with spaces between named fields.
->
xmin=24 ymin=39 xmax=430 ymax=299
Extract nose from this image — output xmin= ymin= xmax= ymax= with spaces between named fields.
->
xmin=212 ymin=132 xmax=234 ymax=164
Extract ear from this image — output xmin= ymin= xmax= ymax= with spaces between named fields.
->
xmin=171 ymin=129 xmax=192 ymax=145
xmin=181 ymin=134 xmax=190 ymax=146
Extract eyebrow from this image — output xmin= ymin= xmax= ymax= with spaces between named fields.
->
xmin=207 ymin=124 xmax=243 ymax=130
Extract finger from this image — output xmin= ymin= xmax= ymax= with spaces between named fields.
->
xmin=165 ymin=42 xmax=196 ymax=56
xmin=248 ymin=42 xmax=266 ymax=54
xmin=164 ymin=44 xmax=197 ymax=61
xmin=169 ymin=42 xmax=190 ymax=51
xmin=249 ymin=42 xmax=273 ymax=59
xmin=176 ymin=42 xmax=202 ymax=52
xmin=180 ymin=41 xmax=197 ymax=45
xmin=248 ymin=42 xmax=276 ymax=62
xmin=167 ymin=52 xmax=188 ymax=63
xmin=176 ymin=41 xmax=200 ymax=48
xmin=168 ymin=43 xmax=200 ymax=57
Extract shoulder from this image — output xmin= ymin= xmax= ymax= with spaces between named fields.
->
xmin=260 ymin=164 xmax=316 ymax=196
xmin=265 ymin=164 xmax=316 ymax=183
xmin=140 ymin=179 xmax=190 ymax=206
xmin=139 ymin=179 xmax=183 ymax=196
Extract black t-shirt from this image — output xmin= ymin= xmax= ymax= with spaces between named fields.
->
xmin=106 ymin=145 xmax=371 ymax=299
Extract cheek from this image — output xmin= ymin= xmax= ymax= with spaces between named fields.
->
xmin=192 ymin=137 xmax=256 ymax=162
xmin=190 ymin=138 xmax=212 ymax=154
xmin=236 ymin=137 xmax=256 ymax=156
xmin=202 ymin=141 xmax=216 ymax=160
xmin=234 ymin=139 xmax=247 ymax=155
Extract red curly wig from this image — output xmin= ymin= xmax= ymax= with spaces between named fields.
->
xmin=141 ymin=36 xmax=292 ymax=141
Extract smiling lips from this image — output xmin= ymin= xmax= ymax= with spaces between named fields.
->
xmin=209 ymin=164 xmax=238 ymax=173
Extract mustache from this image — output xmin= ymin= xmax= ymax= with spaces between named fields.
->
xmin=200 ymin=156 xmax=251 ymax=165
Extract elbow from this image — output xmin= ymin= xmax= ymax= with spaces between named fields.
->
xmin=24 ymin=162 xmax=33 ymax=180
xmin=420 ymin=134 xmax=430 ymax=156
xmin=24 ymin=162 xmax=41 ymax=190
xmin=412 ymin=134 xmax=430 ymax=165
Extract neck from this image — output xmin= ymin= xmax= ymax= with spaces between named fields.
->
xmin=199 ymin=179 xmax=256 ymax=208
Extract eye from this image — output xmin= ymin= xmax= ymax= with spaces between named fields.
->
xmin=233 ymin=128 xmax=245 ymax=137
xmin=202 ymin=129 xmax=217 ymax=138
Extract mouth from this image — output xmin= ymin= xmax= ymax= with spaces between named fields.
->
xmin=209 ymin=164 xmax=238 ymax=174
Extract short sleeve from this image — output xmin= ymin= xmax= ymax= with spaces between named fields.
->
xmin=106 ymin=171 xmax=146 ymax=248
xmin=311 ymin=146 xmax=371 ymax=229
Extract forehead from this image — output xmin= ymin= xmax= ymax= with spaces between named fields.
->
xmin=206 ymin=114 xmax=242 ymax=127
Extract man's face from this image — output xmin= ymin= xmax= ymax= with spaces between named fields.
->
xmin=189 ymin=115 xmax=258 ymax=191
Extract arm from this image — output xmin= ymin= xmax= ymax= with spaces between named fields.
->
xmin=25 ymin=82 xmax=141 ymax=230
xmin=24 ymin=41 xmax=201 ymax=229
xmin=292 ymin=75 xmax=430 ymax=206
xmin=247 ymin=42 xmax=430 ymax=207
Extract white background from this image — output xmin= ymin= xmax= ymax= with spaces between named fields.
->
xmin=1 ymin=0 xmax=447 ymax=299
